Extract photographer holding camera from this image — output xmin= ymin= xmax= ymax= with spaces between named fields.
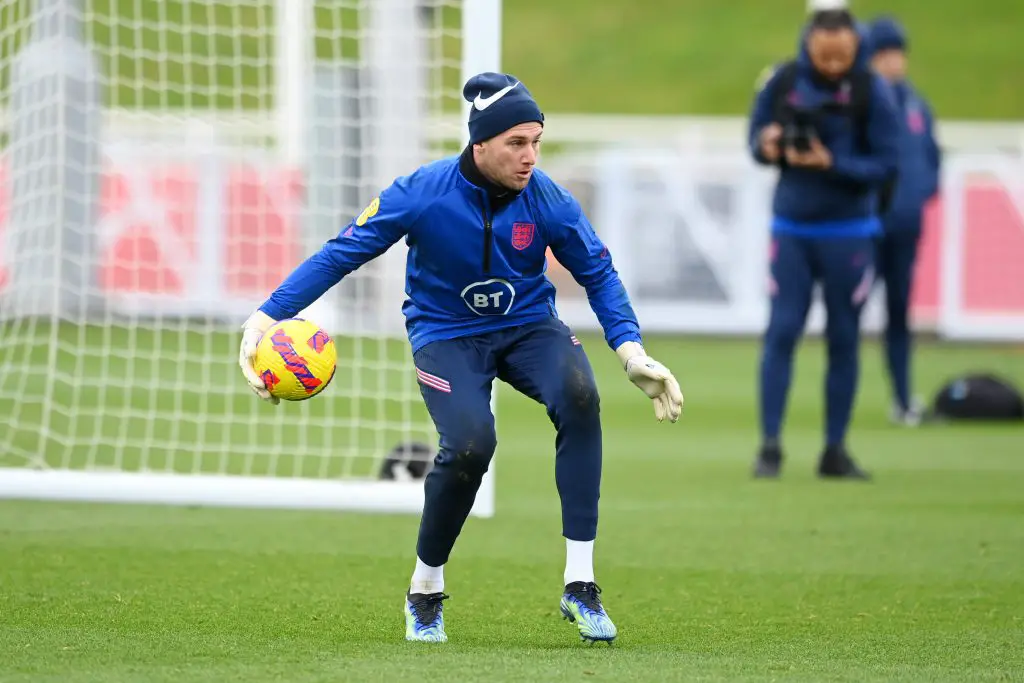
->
xmin=747 ymin=9 xmax=901 ymax=480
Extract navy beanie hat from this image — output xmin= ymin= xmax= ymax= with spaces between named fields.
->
xmin=867 ymin=16 xmax=908 ymax=54
xmin=463 ymin=72 xmax=544 ymax=144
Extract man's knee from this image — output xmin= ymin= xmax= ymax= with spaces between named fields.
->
xmin=884 ymin=263 xmax=913 ymax=320
xmin=550 ymin=357 xmax=601 ymax=420
xmin=886 ymin=289 xmax=910 ymax=329
xmin=444 ymin=420 xmax=497 ymax=478
xmin=827 ymin=321 xmax=860 ymax=359
xmin=765 ymin=309 xmax=806 ymax=352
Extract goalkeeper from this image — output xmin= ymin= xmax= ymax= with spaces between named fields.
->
xmin=237 ymin=72 xmax=684 ymax=645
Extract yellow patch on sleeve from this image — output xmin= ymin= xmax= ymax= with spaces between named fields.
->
xmin=355 ymin=196 xmax=380 ymax=227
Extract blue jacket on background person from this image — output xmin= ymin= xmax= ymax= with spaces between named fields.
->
xmin=868 ymin=16 xmax=941 ymax=233
xmin=748 ymin=19 xmax=901 ymax=237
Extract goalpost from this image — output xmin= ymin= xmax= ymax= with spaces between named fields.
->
xmin=0 ymin=0 xmax=500 ymax=516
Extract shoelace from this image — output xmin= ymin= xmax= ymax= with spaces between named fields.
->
xmin=566 ymin=582 xmax=603 ymax=612
xmin=409 ymin=592 xmax=449 ymax=626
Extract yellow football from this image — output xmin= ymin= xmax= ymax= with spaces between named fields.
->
xmin=253 ymin=318 xmax=337 ymax=401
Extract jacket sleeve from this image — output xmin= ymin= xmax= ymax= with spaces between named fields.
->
xmin=828 ymin=76 xmax=901 ymax=186
xmin=259 ymin=177 xmax=414 ymax=320
xmin=547 ymin=201 xmax=642 ymax=350
xmin=748 ymin=65 xmax=783 ymax=166
xmin=923 ymin=99 xmax=942 ymax=198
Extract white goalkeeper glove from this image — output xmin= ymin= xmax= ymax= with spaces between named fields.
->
xmin=615 ymin=341 xmax=684 ymax=423
xmin=238 ymin=310 xmax=279 ymax=405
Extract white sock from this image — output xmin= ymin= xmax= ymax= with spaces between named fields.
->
xmin=409 ymin=557 xmax=444 ymax=594
xmin=564 ymin=538 xmax=595 ymax=585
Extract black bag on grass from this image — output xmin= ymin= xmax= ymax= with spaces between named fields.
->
xmin=931 ymin=373 xmax=1024 ymax=421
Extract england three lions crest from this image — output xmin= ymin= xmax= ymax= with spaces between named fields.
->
xmin=511 ymin=222 xmax=535 ymax=250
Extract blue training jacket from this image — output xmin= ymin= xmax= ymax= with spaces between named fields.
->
xmin=748 ymin=24 xmax=901 ymax=237
xmin=258 ymin=151 xmax=642 ymax=353
xmin=884 ymin=79 xmax=941 ymax=232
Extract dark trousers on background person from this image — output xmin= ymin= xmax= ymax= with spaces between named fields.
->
xmin=760 ymin=234 xmax=875 ymax=452
xmin=876 ymin=227 xmax=922 ymax=414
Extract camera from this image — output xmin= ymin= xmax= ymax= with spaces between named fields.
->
xmin=781 ymin=106 xmax=819 ymax=154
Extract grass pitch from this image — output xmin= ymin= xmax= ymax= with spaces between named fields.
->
xmin=1 ymin=334 xmax=1022 ymax=682
xmin=2 ymin=0 xmax=1021 ymax=120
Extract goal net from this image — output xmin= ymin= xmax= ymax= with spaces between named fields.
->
xmin=0 ymin=0 xmax=499 ymax=515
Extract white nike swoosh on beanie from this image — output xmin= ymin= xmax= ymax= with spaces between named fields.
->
xmin=473 ymin=82 xmax=519 ymax=111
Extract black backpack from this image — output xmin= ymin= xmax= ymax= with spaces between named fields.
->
xmin=932 ymin=373 xmax=1024 ymax=422
xmin=767 ymin=61 xmax=896 ymax=213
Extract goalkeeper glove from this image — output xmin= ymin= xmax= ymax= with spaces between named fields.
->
xmin=615 ymin=341 xmax=684 ymax=423
xmin=238 ymin=310 xmax=279 ymax=405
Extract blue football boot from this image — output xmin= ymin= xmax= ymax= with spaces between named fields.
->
xmin=560 ymin=581 xmax=617 ymax=644
xmin=404 ymin=591 xmax=449 ymax=643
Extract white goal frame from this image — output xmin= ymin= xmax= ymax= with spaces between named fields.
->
xmin=0 ymin=0 xmax=501 ymax=518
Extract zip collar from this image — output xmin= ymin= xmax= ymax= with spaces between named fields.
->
xmin=458 ymin=145 xmax=521 ymax=213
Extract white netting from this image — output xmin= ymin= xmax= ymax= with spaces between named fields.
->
xmin=0 ymin=0 xmax=479 ymax=501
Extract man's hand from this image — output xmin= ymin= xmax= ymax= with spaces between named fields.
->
xmin=239 ymin=310 xmax=279 ymax=405
xmin=615 ymin=341 xmax=684 ymax=423
xmin=759 ymin=123 xmax=783 ymax=162
xmin=785 ymin=137 xmax=833 ymax=169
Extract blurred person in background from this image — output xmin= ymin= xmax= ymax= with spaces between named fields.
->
xmin=747 ymin=9 xmax=900 ymax=480
xmin=755 ymin=0 xmax=853 ymax=88
xmin=868 ymin=16 xmax=942 ymax=427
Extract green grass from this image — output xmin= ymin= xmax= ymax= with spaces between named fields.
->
xmin=1 ymin=0 xmax=1020 ymax=119
xmin=505 ymin=0 xmax=1024 ymax=119
xmin=1 ymin=332 xmax=1023 ymax=681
